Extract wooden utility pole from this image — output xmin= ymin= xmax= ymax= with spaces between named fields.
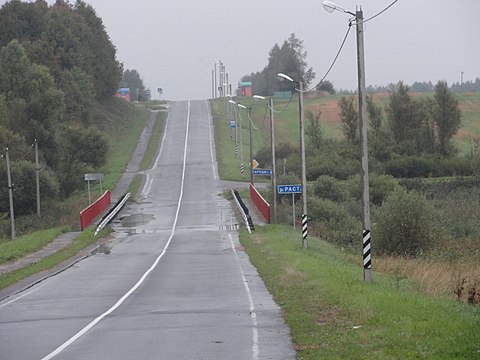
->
xmin=5 ymin=148 xmax=15 ymax=240
xmin=34 ymin=139 xmax=41 ymax=217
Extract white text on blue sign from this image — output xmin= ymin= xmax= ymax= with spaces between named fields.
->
xmin=252 ymin=168 xmax=272 ymax=175
xmin=277 ymin=185 xmax=302 ymax=194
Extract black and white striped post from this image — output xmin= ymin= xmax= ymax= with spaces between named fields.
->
xmin=363 ymin=229 xmax=372 ymax=275
xmin=302 ymin=214 xmax=308 ymax=244
xmin=240 ymin=163 xmax=244 ymax=177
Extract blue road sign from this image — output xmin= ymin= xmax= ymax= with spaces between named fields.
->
xmin=252 ymin=168 xmax=272 ymax=175
xmin=230 ymin=120 xmax=236 ymax=128
xmin=277 ymin=185 xmax=302 ymax=194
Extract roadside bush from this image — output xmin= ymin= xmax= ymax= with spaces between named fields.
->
xmin=385 ymin=155 xmax=436 ymax=178
xmin=0 ymin=160 xmax=59 ymax=216
xmin=308 ymin=197 xmax=359 ymax=247
xmin=313 ymin=175 xmax=348 ymax=202
xmin=347 ymin=173 xmax=400 ymax=205
xmin=375 ymin=189 xmax=436 ymax=256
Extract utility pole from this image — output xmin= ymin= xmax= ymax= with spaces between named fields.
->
xmin=211 ymin=69 xmax=215 ymax=99
xmin=248 ymin=108 xmax=254 ymax=185
xmin=214 ymin=61 xmax=217 ymax=99
xmin=356 ymin=7 xmax=372 ymax=283
xmin=298 ymin=80 xmax=308 ymax=249
xmin=4 ymin=148 xmax=15 ymax=240
xmin=269 ymin=97 xmax=277 ymax=224
xmin=34 ymin=139 xmax=41 ymax=217
xmin=239 ymin=105 xmax=244 ymax=178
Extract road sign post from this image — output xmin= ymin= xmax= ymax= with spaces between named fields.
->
xmin=85 ymin=173 xmax=104 ymax=204
xmin=277 ymin=185 xmax=302 ymax=231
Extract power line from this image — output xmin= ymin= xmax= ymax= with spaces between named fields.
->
xmin=309 ymin=0 xmax=400 ymax=92
xmin=363 ymin=0 xmax=399 ymax=23
xmin=308 ymin=20 xmax=353 ymax=91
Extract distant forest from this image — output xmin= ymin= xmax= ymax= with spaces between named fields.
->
xmin=340 ymin=78 xmax=480 ymax=95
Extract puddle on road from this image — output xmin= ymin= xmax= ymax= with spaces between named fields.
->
xmin=120 ymin=213 xmax=155 ymax=228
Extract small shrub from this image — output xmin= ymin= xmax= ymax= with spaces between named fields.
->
xmin=313 ymin=175 xmax=348 ymax=202
xmin=308 ymin=197 xmax=360 ymax=247
xmin=375 ymin=189 xmax=436 ymax=256
xmin=347 ymin=173 xmax=400 ymax=205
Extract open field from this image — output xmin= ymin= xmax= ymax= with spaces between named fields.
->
xmin=214 ymin=91 xmax=480 ymax=174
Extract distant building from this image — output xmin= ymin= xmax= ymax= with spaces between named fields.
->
xmin=239 ymin=82 xmax=252 ymax=97
xmin=115 ymin=87 xmax=130 ymax=102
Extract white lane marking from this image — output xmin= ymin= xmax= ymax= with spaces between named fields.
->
xmin=141 ymin=109 xmax=172 ymax=198
xmin=0 ymin=284 xmax=45 ymax=309
xmin=42 ymin=101 xmax=192 ymax=360
xmin=206 ymin=101 xmax=218 ymax=181
xmin=142 ymin=174 xmax=154 ymax=198
xmin=142 ymin=112 xmax=170 ymax=198
xmin=228 ymin=233 xmax=259 ymax=360
xmin=152 ymin=110 xmax=171 ymax=170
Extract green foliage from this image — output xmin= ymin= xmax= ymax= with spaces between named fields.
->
xmin=315 ymin=80 xmax=335 ymax=94
xmin=121 ymin=69 xmax=148 ymax=102
xmin=0 ymin=1 xmax=123 ymax=198
xmin=387 ymin=82 xmax=435 ymax=155
xmin=306 ymin=139 xmax=358 ymax=180
xmin=375 ymin=189 xmax=436 ymax=256
xmin=347 ymin=173 xmax=400 ymax=205
xmin=338 ymin=96 xmax=358 ymax=145
xmin=308 ymin=197 xmax=359 ymax=246
xmin=54 ymin=125 xmax=108 ymax=195
xmin=313 ymin=175 xmax=348 ymax=202
xmin=305 ymin=109 xmax=322 ymax=150
xmin=431 ymin=81 xmax=462 ymax=156
xmin=0 ymin=160 xmax=59 ymax=216
xmin=242 ymin=33 xmax=315 ymax=95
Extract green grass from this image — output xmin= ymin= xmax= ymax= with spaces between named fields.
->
xmin=241 ymin=225 xmax=480 ymax=359
xmin=128 ymin=174 xmax=144 ymax=197
xmin=139 ymin=111 xmax=167 ymax=170
xmin=95 ymin=98 xmax=151 ymax=191
xmin=0 ymin=226 xmax=70 ymax=264
xmin=0 ymin=228 xmax=110 ymax=291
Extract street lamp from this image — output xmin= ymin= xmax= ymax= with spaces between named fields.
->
xmin=277 ymin=73 xmax=308 ymax=249
xmin=214 ymin=59 xmax=223 ymax=99
xmin=254 ymin=95 xmax=277 ymax=224
xmin=323 ymin=1 xmax=372 ymax=283
xmin=229 ymin=100 xmax=247 ymax=178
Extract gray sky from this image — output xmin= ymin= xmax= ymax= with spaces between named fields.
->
xmin=5 ymin=1 xmax=480 ymax=100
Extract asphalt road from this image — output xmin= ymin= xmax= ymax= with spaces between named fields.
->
xmin=0 ymin=100 xmax=295 ymax=359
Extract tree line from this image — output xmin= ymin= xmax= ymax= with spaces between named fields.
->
xmin=0 ymin=0 xmax=123 ymax=219
xmin=241 ymin=33 xmax=315 ymax=96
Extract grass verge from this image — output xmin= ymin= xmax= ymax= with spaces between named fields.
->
xmin=0 ymin=228 xmax=110 ymax=291
xmin=240 ymin=225 xmax=480 ymax=359
xmin=0 ymin=226 xmax=70 ymax=265
xmin=139 ymin=111 xmax=167 ymax=170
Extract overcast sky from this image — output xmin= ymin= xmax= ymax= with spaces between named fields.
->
xmin=5 ymin=0 xmax=480 ymax=100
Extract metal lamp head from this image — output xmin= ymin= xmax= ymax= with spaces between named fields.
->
xmin=277 ymin=73 xmax=295 ymax=83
